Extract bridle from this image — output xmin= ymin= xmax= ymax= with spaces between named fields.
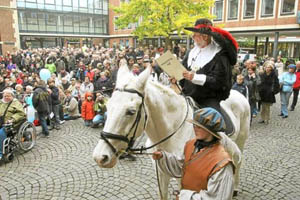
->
xmin=100 ymin=87 xmax=190 ymax=157
xmin=101 ymin=88 xmax=148 ymax=156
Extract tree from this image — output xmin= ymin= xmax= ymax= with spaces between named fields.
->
xmin=113 ymin=0 xmax=215 ymax=48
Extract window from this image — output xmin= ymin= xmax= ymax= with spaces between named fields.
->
xmin=46 ymin=13 xmax=57 ymax=31
xmin=64 ymin=15 xmax=73 ymax=26
xmin=63 ymin=0 xmax=72 ymax=6
xmin=281 ymin=0 xmax=296 ymax=15
xmin=227 ymin=0 xmax=239 ymax=20
xmin=45 ymin=0 xmax=54 ymax=4
xmin=25 ymin=12 xmax=38 ymax=24
xmin=114 ymin=16 xmax=119 ymax=30
xmin=213 ymin=0 xmax=223 ymax=21
xmin=95 ymin=0 xmax=102 ymax=9
xmin=261 ymin=0 xmax=274 ymax=17
xmin=79 ymin=0 xmax=87 ymax=7
xmin=244 ymin=0 xmax=255 ymax=18
xmin=37 ymin=13 xmax=46 ymax=31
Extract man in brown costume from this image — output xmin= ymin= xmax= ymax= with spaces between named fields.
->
xmin=153 ymin=107 xmax=239 ymax=200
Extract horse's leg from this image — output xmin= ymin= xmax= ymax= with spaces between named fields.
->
xmin=233 ymin=112 xmax=250 ymax=194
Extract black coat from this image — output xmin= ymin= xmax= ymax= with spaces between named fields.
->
xmin=180 ymin=49 xmax=232 ymax=105
xmin=49 ymin=86 xmax=60 ymax=105
xmin=32 ymin=86 xmax=51 ymax=114
xmin=258 ymin=71 xmax=279 ymax=103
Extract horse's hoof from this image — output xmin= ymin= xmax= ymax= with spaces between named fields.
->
xmin=233 ymin=190 xmax=239 ymax=197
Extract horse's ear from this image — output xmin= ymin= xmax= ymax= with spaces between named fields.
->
xmin=136 ymin=66 xmax=151 ymax=91
xmin=116 ymin=59 xmax=130 ymax=82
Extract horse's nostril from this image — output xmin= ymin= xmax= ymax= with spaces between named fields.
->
xmin=101 ymin=155 xmax=109 ymax=164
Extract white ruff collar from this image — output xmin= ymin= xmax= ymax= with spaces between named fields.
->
xmin=188 ymin=41 xmax=221 ymax=71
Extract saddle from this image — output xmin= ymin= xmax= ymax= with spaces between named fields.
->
xmin=186 ymin=97 xmax=235 ymax=136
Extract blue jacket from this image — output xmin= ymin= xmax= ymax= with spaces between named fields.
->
xmin=279 ymin=72 xmax=296 ymax=93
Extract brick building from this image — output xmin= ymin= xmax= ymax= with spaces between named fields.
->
xmin=1 ymin=0 xmax=300 ymax=59
xmin=212 ymin=0 xmax=300 ymax=59
xmin=0 ymin=0 xmax=19 ymax=55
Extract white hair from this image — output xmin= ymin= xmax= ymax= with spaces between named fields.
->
xmin=26 ymin=85 xmax=33 ymax=91
xmin=3 ymin=88 xmax=15 ymax=96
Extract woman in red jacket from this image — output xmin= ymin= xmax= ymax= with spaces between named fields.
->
xmin=290 ymin=61 xmax=300 ymax=111
xmin=81 ymin=92 xmax=95 ymax=126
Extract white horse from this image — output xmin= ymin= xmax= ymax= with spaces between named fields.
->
xmin=93 ymin=63 xmax=250 ymax=199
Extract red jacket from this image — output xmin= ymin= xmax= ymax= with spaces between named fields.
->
xmin=86 ymin=71 xmax=95 ymax=82
xmin=293 ymin=70 xmax=300 ymax=89
xmin=81 ymin=92 xmax=95 ymax=120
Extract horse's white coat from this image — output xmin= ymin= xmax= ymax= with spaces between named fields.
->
xmin=93 ymin=63 xmax=250 ymax=200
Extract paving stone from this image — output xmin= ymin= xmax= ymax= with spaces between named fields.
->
xmin=1 ymin=97 xmax=300 ymax=199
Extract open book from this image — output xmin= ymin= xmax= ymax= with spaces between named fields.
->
xmin=156 ymin=50 xmax=186 ymax=80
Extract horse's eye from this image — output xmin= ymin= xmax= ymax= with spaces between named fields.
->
xmin=126 ymin=109 xmax=136 ymax=116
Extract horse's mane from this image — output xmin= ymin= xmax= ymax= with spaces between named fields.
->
xmin=146 ymin=81 xmax=179 ymax=99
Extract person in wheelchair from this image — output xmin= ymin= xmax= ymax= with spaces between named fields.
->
xmin=0 ymin=88 xmax=26 ymax=159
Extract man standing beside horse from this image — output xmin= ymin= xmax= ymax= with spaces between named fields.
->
xmin=180 ymin=18 xmax=238 ymax=112
xmin=153 ymin=108 xmax=240 ymax=200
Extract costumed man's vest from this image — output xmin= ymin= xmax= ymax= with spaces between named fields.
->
xmin=181 ymin=139 xmax=233 ymax=192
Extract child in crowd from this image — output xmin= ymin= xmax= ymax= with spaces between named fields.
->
xmin=92 ymin=92 xmax=107 ymax=128
xmin=232 ymin=74 xmax=248 ymax=98
xmin=81 ymin=92 xmax=95 ymax=126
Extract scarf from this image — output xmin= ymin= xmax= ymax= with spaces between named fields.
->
xmin=194 ymin=137 xmax=218 ymax=153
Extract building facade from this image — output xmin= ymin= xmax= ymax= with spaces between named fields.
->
xmin=0 ymin=0 xmax=19 ymax=55
xmin=17 ymin=0 xmax=109 ymax=49
xmin=1 ymin=0 xmax=300 ymax=59
xmin=212 ymin=0 xmax=300 ymax=59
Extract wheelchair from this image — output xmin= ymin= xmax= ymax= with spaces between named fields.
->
xmin=1 ymin=120 xmax=37 ymax=162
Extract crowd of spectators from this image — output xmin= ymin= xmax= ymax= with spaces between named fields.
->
xmin=0 ymin=43 xmax=299 ymax=137
xmin=232 ymin=55 xmax=300 ymax=125
xmin=0 ymin=44 xmax=176 ymax=137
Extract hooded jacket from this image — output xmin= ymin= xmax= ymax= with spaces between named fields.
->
xmin=81 ymin=92 xmax=95 ymax=120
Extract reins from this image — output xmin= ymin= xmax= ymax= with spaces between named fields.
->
xmin=100 ymin=86 xmax=190 ymax=156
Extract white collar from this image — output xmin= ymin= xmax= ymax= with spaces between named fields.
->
xmin=188 ymin=41 xmax=221 ymax=71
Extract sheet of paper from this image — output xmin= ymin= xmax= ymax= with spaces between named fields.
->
xmin=156 ymin=50 xmax=186 ymax=80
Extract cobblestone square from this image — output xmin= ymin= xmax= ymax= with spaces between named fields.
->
xmin=1 ymin=98 xmax=300 ymax=200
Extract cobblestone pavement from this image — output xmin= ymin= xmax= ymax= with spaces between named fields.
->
xmin=1 ymin=96 xmax=300 ymax=200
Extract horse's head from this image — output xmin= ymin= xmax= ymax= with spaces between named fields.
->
xmin=93 ymin=61 xmax=150 ymax=168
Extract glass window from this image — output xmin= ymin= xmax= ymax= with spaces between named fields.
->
xmin=79 ymin=0 xmax=87 ymax=7
xmin=213 ymin=0 xmax=223 ymax=21
xmin=25 ymin=12 xmax=38 ymax=24
xmin=114 ymin=16 xmax=119 ymax=30
xmin=95 ymin=0 xmax=102 ymax=9
xmin=37 ymin=0 xmax=44 ymax=3
xmin=80 ymin=16 xmax=89 ymax=27
xmin=63 ymin=0 xmax=72 ymax=6
xmin=227 ymin=0 xmax=239 ymax=20
xmin=26 ymin=2 xmax=37 ymax=8
xmin=39 ymin=18 xmax=46 ymax=31
xmin=261 ymin=0 xmax=274 ymax=17
xmin=88 ymin=0 xmax=94 ymax=9
xmin=64 ymin=26 xmax=73 ymax=32
xmin=73 ymin=0 xmax=78 ymax=7
xmin=281 ymin=0 xmax=295 ymax=15
xmin=244 ymin=0 xmax=255 ymax=18
xmin=26 ymin=0 xmax=36 ymax=2
xmin=37 ymin=13 xmax=45 ymax=25
xmin=64 ymin=15 xmax=73 ymax=26
xmin=45 ymin=0 xmax=54 ymax=4
xmin=46 ymin=13 xmax=57 ymax=25
xmin=56 ymin=0 xmax=62 ymax=5
xmin=103 ymin=0 xmax=108 ymax=11
xmin=18 ymin=12 xmax=26 ymax=24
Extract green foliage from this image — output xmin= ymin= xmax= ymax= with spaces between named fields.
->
xmin=113 ymin=0 xmax=214 ymax=40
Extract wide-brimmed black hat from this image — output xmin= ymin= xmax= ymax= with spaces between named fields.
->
xmin=185 ymin=18 xmax=238 ymax=65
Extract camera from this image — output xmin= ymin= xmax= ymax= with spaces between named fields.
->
xmin=143 ymin=58 xmax=151 ymax=63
